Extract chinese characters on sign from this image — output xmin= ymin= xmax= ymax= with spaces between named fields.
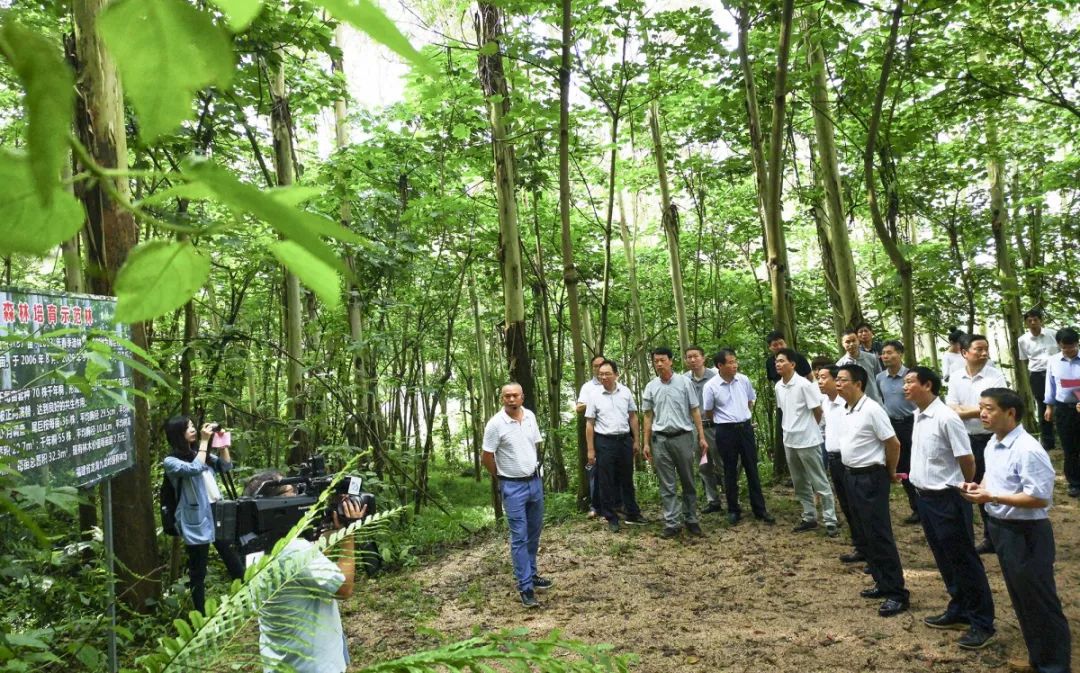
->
xmin=1 ymin=288 xmax=134 ymax=487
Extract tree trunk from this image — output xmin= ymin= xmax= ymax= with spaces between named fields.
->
xmin=863 ymin=0 xmax=916 ymax=367
xmin=475 ymin=2 xmax=536 ymax=411
xmin=648 ymin=101 xmax=690 ymax=352
xmin=558 ymin=0 xmax=590 ymax=508
xmin=73 ymin=0 xmax=158 ymax=611
xmin=803 ymin=11 xmax=861 ymax=329
xmin=987 ymin=123 xmax=1036 ymax=428
xmin=617 ymin=191 xmax=649 ymax=390
xmin=267 ymin=54 xmax=308 ymax=465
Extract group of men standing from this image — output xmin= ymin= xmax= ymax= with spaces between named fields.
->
xmin=480 ymin=316 xmax=1078 ymax=673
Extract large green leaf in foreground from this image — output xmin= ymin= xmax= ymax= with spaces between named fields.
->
xmin=0 ymin=153 xmax=84 ymax=256
xmin=114 ymin=240 xmax=210 ymax=323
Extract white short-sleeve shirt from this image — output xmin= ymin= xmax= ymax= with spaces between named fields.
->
xmin=775 ymin=375 xmax=823 ymax=449
xmin=984 ymin=425 xmax=1055 ymax=521
xmin=839 ymin=395 xmax=896 ymax=468
xmin=585 ymin=383 xmax=636 ymax=435
xmin=483 ymin=408 xmax=543 ymax=478
xmin=945 ymin=365 xmax=1008 ymax=435
xmin=821 ymin=393 xmax=847 ymax=454
xmin=1017 ymin=331 xmax=1058 ymax=373
xmin=910 ymin=398 xmax=972 ymax=490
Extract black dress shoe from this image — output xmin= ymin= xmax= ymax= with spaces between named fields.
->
xmin=685 ymin=521 xmax=704 ymax=537
xmin=975 ymin=540 xmax=995 ymax=555
xmin=728 ymin=512 xmax=742 ymax=525
xmin=755 ymin=513 xmax=776 ymax=525
xmin=860 ymin=587 xmax=886 ymax=599
xmin=792 ymin=519 xmax=819 ymax=533
xmin=660 ymin=526 xmax=681 ymax=539
xmin=839 ymin=550 xmax=866 ymax=564
xmin=702 ymin=502 xmax=725 ymax=514
xmin=957 ymin=627 xmax=996 ymax=650
xmin=923 ymin=612 xmax=969 ymax=630
xmin=1068 ymin=486 xmax=1080 ymax=498
xmin=878 ymin=598 xmax=909 ymax=617
xmin=902 ymin=512 xmax=921 ymax=525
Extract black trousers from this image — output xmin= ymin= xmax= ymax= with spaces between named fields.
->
xmin=969 ymin=433 xmax=993 ymax=545
xmin=891 ymin=416 xmax=919 ymax=514
xmin=1055 ymin=403 xmax=1080 ymax=488
xmin=916 ymin=489 xmax=995 ymax=631
xmin=844 ymin=466 xmax=908 ymax=601
xmin=988 ymin=517 xmax=1071 ymax=673
xmin=186 ymin=539 xmax=245 ymax=614
xmin=1030 ymin=371 xmax=1055 ymax=448
xmin=594 ymin=433 xmax=641 ymax=521
xmin=827 ymin=452 xmax=863 ymax=549
xmin=714 ymin=422 xmax=768 ymax=517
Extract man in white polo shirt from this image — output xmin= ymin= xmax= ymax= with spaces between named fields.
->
xmin=962 ymin=388 xmax=1070 ymax=673
xmin=585 ymin=360 xmax=646 ymax=533
xmin=1017 ymin=309 xmax=1058 ymax=450
xmin=835 ymin=363 xmax=908 ymax=617
xmin=946 ymin=333 xmax=1007 ymax=554
xmin=775 ymin=348 xmax=837 ymax=536
xmin=903 ymin=366 xmax=995 ymax=650
xmin=815 ymin=361 xmax=862 ymax=562
xmin=483 ymin=383 xmax=551 ymax=608
xmin=576 ymin=355 xmax=607 ymax=518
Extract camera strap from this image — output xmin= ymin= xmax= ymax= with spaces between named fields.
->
xmin=220 ymin=468 xmax=239 ymax=500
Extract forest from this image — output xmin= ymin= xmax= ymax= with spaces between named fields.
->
xmin=1 ymin=0 xmax=1078 ymax=670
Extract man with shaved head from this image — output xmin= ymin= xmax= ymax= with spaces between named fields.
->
xmin=483 ymin=383 xmax=551 ymax=608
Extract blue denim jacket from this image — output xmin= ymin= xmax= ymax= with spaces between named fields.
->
xmin=163 ymin=453 xmax=232 ymax=545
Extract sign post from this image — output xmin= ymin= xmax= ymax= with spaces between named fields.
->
xmin=1 ymin=287 xmax=136 ymax=673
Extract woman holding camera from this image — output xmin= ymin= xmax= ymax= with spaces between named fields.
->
xmin=163 ymin=415 xmax=245 ymax=614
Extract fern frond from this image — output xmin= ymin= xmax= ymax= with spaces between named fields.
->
xmin=359 ymin=629 xmax=635 ymax=673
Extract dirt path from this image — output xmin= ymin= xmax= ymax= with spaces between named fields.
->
xmin=345 ymin=471 xmax=1080 ymax=672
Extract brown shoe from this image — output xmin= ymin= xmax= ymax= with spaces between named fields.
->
xmin=1007 ymin=658 xmax=1035 ymax=673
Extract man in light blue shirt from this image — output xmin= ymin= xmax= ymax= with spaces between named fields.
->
xmin=961 ymin=388 xmax=1070 ymax=673
xmin=702 ymin=349 xmax=774 ymax=525
xmin=876 ymin=340 xmax=919 ymax=524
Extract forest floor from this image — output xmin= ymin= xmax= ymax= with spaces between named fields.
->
xmin=344 ymin=455 xmax=1080 ymax=673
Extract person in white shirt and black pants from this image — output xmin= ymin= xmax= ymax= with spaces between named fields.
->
xmin=903 ymin=367 xmax=996 ymax=651
xmin=1017 ymin=309 xmax=1058 ymax=451
xmin=835 ymin=364 xmax=909 ymax=618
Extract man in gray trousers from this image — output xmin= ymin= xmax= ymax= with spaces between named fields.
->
xmin=643 ymin=346 xmax=709 ymax=540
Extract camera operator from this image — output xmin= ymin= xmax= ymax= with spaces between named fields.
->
xmin=163 ymin=415 xmax=245 ymax=614
xmin=243 ymin=471 xmax=367 ymax=673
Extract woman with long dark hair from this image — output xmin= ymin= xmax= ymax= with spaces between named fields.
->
xmin=163 ymin=415 xmax=245 ymax=613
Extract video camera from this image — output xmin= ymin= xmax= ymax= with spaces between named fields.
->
xmin=213 ymin=455 xmax=376 ymax=555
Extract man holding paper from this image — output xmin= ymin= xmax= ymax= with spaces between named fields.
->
xmin=1044 ymin=326 xmax=1080 ymax=497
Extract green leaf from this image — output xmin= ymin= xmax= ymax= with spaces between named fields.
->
xmin=316 ymin=0 xmax=432 ymax=73
xmin=137 ymin=182 xmax=216 ymax=207
xmin=209 ymin=0 xmax=264 ymax=31
xmin=268 ymin=185 xmax=326 ymax=207
xmin=98 ymin=0 xmax=234 ymax=141
xmin=0 ymin=21 xmax=75 ymax=206
xmin=0 ymin=152 xmax=84 ymax=256
xmin=451 ymin=123 xmax=469 ymax=140
xmin=186 ymin=162 xmax=354 ymax=273
xmin=269 ymin=241 xmax=342 ymax=309
xmin=114 ymin=241 xmax=210 ymax=323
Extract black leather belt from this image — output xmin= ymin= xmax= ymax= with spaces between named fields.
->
xmin=595 ymin=432 xmax=630 ymax=439
xmin=716 ymin=420 xmax=752 ymax=426
xmin=653 ymin=428 xmax=690 ymax=438
xmin=498 ymin=470 xmax=539 ymax=482
xmin=915 ymin=486 xmax=952 ymax=496
xmin=846 ymin=464 xmax=885 ymax=475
